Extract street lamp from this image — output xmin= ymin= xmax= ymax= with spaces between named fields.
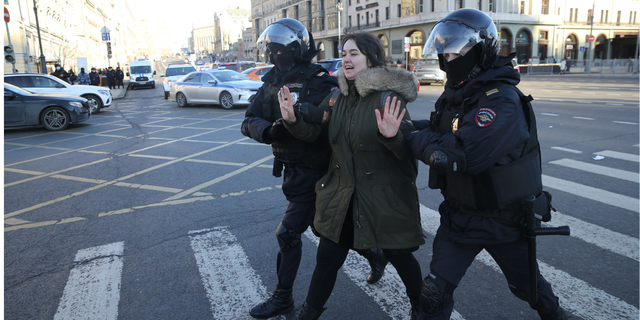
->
xmin=337 ymin=2 xmax=343 ymax=54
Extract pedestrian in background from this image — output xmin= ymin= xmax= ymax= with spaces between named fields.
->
xmin=77 ymin=68 xmax=91 ymax=85
xmin=69 ymin=69 xmax=77 ymax=85
xmin=106 ymin=67 xmax=116 ymax=90
xmin=399 ymin=9 xmax=568 ymax=320
xmin=51 ymin=64 xmax=69 ymax=83
xmin=565 ymin=56 xmax=571 ymax=72
xmin=280 ymin=32 xmax=425 ymax=320
xmin=115 ymin=67 xmax=124 ymax=89
xmin=559 ymin=58 xmax=566 ymax=75
xmin=89 ymin=67 xmax=101 ymax=86
xmin=241 ymin=19 xmax=388 ymax=320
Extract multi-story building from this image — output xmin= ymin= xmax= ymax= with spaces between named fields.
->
xmin=213 ymin=6 xmax=252 ymax=60
xmin=250 ymin=0 xmax=639 ymax=64
xmin=4 ymin=0 xmax=139 ymax=74
xmin=136 ymin=19 xmax=172 ymax=59
xmin=241 ymin=27 xmax=256 ymax=60
xmin=193 ymin=25 xmax=217 ymax=58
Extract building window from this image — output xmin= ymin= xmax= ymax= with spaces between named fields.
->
xmin=605 ymin=10 xmax=608 ymax=23
xmin=349 ymin=15 xmax=352 ymax=27
xmin=539 ymin=31 xmax=548 ymax=39
xmin=295 ymin=5 xmax=299 ymax=18
xmin=432 ymin=0 xmax=435 ymax=12
xmin=633 ymin=11 xmax=637 ymax=24
xmin=386 ymin=7 xmax=390 ymax=19
xmin=376 ymin=9 xmax=379 ymax=23
xmin=283 ymin=9 xmax=287 ymax=18
xmin=357 ymin=13 xmax=360 ymax=26
xmin=587 ymin=9 xmax=592 ymax=24
xmin=455 ymin=0 xmax=462 ymax=10
xmin=520 ymin=1 xmax=524 ymax=14
xmin=349 ymin=0 xmax=351 ymax=5
xmin=574 ymin=9 xmax=578 ymax=22
xmin=398 ymin=4 xmax=401 ymax=17
xmin=541 ymin=0 xmax=548 ymax=15
xmin=617 ymin=10 xmax=621 ymax=25
xmin=419 ymin=0 xmax=423 ymax=13
xmin=477 ymin=0 xmax=481 ymax=10
xmin=600 ymin=10 xmax=604 ymax=23
xmin=489 ymin=0 xmax=495 ymax=12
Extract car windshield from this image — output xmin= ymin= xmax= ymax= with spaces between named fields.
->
xmin=5 ymin=83 xmax=32 ymax=95
xmin=130 ymin=66 xmax=152 ymax=73
xmin=166 ymin=66 xmax=196 ymax=76
xmin=211 ymin=71 xmax=251 ymax=82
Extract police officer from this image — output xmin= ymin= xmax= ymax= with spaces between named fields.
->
xmin=397 ymin=9 xmax=568 ymax=320
xmin=241 ymin=18 xmax=388 ymax=319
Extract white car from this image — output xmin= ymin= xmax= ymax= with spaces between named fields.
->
xmin=160 ymin=63 xmax=196 ymax=99
xmin=169 ymin=70 xmax=262 ymax=109
xmin=5 ymin=73 xmax=112 ymax=114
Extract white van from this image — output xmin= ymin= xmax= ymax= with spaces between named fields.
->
xmin=127 ymin=59 xmax=156 ymax=90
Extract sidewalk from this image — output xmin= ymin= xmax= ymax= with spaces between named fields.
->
xmin=111 ymin=79 xmax=129 ymax=100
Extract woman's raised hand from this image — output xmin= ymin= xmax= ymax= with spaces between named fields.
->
xmin=375 ymin=95 xmax=405 ymax=138
xmin=278 ymin=86 xmax=296 ymax=122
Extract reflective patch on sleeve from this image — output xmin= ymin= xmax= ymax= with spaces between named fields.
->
xmin=475 ymin=108 xmax=497 ymax=127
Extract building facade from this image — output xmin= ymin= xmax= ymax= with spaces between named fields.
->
xmin=193 ymin=25 xmax=216 ymax=58
xmin=213 ymin=7 xmax=252 ymax=61
xmin=250 ymin=0 xmax=639 ymax=64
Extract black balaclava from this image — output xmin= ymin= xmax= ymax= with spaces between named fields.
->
xmin=443 ymin=44 xmax=482 ymax=87
xmin=268 ymin=43 xmax=300 ymax=75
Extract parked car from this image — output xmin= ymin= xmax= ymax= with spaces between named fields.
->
xmin=169 ymin=70 xmax=262 ymax=109
xmin=412 ymin=57 xmax=446 ymax=85
xmin=160 ymin=63 xmax=197 ymax=99
xmin=241 ymin=65 xmax=274 ymax=81
xmin=316 ymin=59 xmax=342 ymax=76
xmin=5 ymin=73 xmax=112 ymax=114
xmin=215 ymin=62 xmax=256 ymax=73
xmin=4 ymin=83 xmax=91 ymax=131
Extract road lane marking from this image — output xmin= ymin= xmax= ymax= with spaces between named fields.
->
xmin=54 ymin=242 xmax=124 ymax=320
xmin=550 ymin=159 xmax=639 ymax=183
xmin=593 ymin=150 xmax=640 ymax=162
xmin=573 ymin=117 xmax=595 ymax=120
xmin=189 ymin=227 xmax=269 ymax=320
xmin=185 ymin=159 xmax=246 ymax=166
xmin=163 ymin=155 xmax=273 ymax=201
xmin=4 ymin=168 xmax=45 ymax=175
xmin=612 ymin=121 xmax=638 ymax=125
xmin=303 ymin=229 xmax=466 ymax=320
xmin=419 ymin=205 xmax=639 ymax=320
xmin=550 ymin=147 xmax=582 ymax=154
xmin=4 ymin=218 xmax=31 ymax=225
xmin=113 ymin=182 xmax=183 ymax=193
xmin=540 ymin=113 xmax=559 ymax=116
xmin=542 ymin=175 xmax=639 ymax=213
xmin=606 ymin=103 xmax=623 ymax=106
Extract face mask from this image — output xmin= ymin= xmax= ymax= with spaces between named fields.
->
xmin=443 ymin=46 xmax=481 ymax=87
xmin=272 ymin=50 xmax=295 ymax=74
xmin=56 ymin=67 xmax=61 ymax=70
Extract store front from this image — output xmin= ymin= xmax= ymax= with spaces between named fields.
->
xmin=515 ymin=29 xmax=531 ymax=64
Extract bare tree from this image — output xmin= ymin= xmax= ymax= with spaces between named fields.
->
xmin=49 ymin=41 xmax=83 ymax=70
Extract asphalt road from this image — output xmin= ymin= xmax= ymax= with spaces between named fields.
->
xmin=4 ymin=73 xmax=639 ymax=320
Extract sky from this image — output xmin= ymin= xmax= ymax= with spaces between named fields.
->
xmin=127 ymin=0 xmax=252 ymax=47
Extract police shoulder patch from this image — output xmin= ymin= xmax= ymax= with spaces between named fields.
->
xmin=475 ymin=108 xmax=497 ymax=127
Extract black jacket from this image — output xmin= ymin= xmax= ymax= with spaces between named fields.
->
xmin=242 ymin=62 xmax=338 ymax=202
xmin=407 ymin=60 xmax=531 ymax=244
xmin=89 ymin=71 xmax=100 ymax=85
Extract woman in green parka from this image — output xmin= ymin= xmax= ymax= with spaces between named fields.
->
xmin=278 ymin=32 xmax=425 ymax=320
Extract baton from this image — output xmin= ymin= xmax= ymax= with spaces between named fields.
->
xmin=524 ymin=195 xmax=570 ymax=305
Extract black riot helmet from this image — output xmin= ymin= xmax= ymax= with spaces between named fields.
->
xmin=423 ymin=9 xmax=499 ymax=87
xmin=257 ymin=18 xmax=321 ymax=73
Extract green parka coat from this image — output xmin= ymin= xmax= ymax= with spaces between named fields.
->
xmin=285 ymin=67 xmax=425 ymax=250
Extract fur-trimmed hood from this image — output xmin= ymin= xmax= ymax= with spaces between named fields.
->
xmin=337 ymin=66 xmax=419 ymax=103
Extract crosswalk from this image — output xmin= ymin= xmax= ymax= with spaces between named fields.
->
xmin=51 ymin=147 xmax=639 ymax=320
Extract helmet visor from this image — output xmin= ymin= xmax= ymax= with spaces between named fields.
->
xmin=423 ymin=20 xmax=484 ymax=57
xmin=257 ymin=23 xmax=308 ymax=53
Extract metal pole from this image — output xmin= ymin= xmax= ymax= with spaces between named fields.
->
xmin=586 ymin=0 xmax=594 ymax=74
xmin=5 ymin=20 xmax=16 ymax=73
xmin=337 ymin=2 xmax=342 ymax=57
xmin=33 ymin=0 xmax=47 ymax=74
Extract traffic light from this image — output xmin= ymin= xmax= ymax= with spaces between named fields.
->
xmin=106 ymin=42 xmax=112 ymax=56
xmin=4 ymin=45 xmax=16 ymax=63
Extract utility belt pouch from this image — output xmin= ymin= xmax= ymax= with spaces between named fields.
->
xmin=272 ymin=158 xmax=284 ymax=177
xmin=533 ymin=191 xmax=554 ymax=222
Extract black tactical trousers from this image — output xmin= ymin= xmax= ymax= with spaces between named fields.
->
xmin=276 ymin=200 xmax=316 ymax=288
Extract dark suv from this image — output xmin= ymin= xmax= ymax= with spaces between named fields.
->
xmin=216 ymin=62 xmax=256 ymax=73
xmin=316 ymin=59 xmax=342 ymax=76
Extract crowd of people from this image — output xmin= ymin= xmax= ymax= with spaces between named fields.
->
xmin=50 ymin=64 xmax=125 ymax=89
xmin=242 ymin=9 xmax=569 ymax=320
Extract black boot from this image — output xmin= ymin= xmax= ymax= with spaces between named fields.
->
xmin=249 ymin=284 xmax=295 ymax=319
xmin=295 ymin=301 xmax=326 ymax=320
xmin=409 ymin=297 xmax=420 ymax=320
xmin=538 ymin=306 xmax=569 ymax=320
xmin=359 ymin=248 xmax=388 ymax=284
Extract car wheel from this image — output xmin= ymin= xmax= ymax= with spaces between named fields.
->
xmin=83 ymin=94 xmax=103 ymax=114
xmin=151 ymin=84 xmax=155 ymax=89
xmin=176 ymin=92 xmax=188 ymax=107
xmin=41 ymin=107 xmax=71 ymax=131
xmin=219 ymin=91 xmax=234 ymax=109
xmin=164 ymin=91 xmax=169 ymax=99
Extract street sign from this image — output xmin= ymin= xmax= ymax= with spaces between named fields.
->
xmin=404 ymin=43 xmax=410 ymax=53
xmin=588 ymin=35 xmax=595 ymax=42
xmin=100 ymin=26 xmax=110 ymax=33
xmin=4 ymin=7 xmax=9 ymax=23
xmin=404 ymin=37 xmax=410 ymax=43
xmin=102 ymin=33 xmax=110 ymax=41
xmin=579 ymin=46 xmax=586 ymax=52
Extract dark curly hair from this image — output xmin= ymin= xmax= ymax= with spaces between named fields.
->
xmin=341 ymin=32 xmax=387 ymax=68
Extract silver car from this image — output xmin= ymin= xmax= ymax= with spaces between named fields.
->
xmin=170 ymin=70 xmax=262 ymax=109
xmin=413 ymin=57 xmax=446 ymax=85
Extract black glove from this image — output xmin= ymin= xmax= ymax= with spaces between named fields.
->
xmin=264 ymin=119 xmax=286 ymax=141
xmin=399 ymin=119 xmax=417 ymax=138
xmin=296 ymin=102 xmax=326 ymax=124
xmin=423 ymin=145 xmax=466 ymax=174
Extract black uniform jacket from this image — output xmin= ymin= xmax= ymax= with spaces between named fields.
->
xmin=242 ymin=62 xmax=338 ymax=202
xmin=407 ymin=64 xmax=531 ymax=244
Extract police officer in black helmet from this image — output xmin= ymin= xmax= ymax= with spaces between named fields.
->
xmin=390 ymin=9 xmax=568 ymax=320
xmin=242 ymin=18 xmax=388 ymax=319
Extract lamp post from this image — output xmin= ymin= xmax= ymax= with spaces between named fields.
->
xmin=337 ymin=2 xmax=343 ymax=56
xmin=586 ymin=0 xmax=595 ymax=74
xmin=33 ymin=0 xmax=46 ymax=73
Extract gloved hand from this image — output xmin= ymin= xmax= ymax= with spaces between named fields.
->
xmin=296 ymin=102 xmax=326 ymax=123
xmin=264 ymin=119 xmax=286 ymax=141
xmin=423 ymin=145 xmax=466 ymax=174
xmin=399 ymin=119 xmax=417 ymax=138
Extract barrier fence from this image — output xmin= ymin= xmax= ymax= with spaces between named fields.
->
xmin=522 ymin=59 xmax=639 ymax=76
